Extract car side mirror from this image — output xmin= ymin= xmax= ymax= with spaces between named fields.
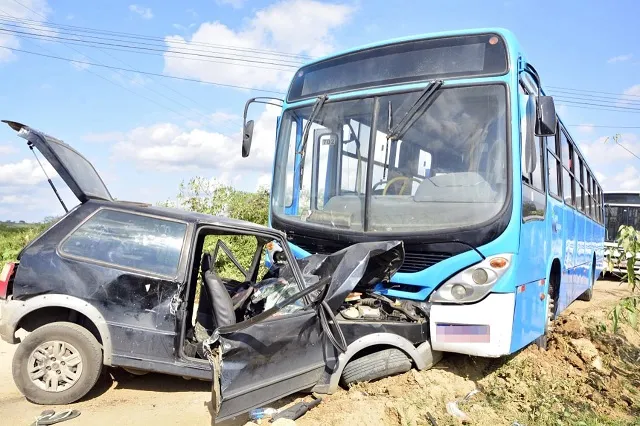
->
xmin=522 ymin=95 xmax=537 ymax=175
xmin=242 ymin=120 xmax=254 ymax=158
xmin=535 ymin=96 xmax=557 ymax=137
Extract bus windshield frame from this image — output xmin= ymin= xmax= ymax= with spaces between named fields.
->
xmin=271 ymin=82 xmax=511 ymax=238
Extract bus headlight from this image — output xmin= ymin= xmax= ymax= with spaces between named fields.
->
xmin=429 ymin=254 xmax=513 ymax=304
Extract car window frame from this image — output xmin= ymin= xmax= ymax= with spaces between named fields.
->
xmin=192 ymin=224 xmax=309 ymax=300
xmin=57 ymin=206 xmax=192 ymax=281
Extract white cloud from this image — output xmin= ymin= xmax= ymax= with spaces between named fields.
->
xmin=578 ymin=133 xmax=640 ymax=191
xmin=0 ymin=158 xmax=57 ymax=186
xmin=608 ymin=166 xmax=640 ymax=191
xmin=216 ymin=0 xmax=246 ymax=8
xmin=112 ymin=105 xmax=280 ymax=173
xmin=163 ymin=0 xmax=354 ymax=90
xmin=0 ymin=194 xmax=32 ymax=205
xmin=210 ymin=111 xmax=241 ymax=125
xmin=607 ymin=54 xmax=632 ymax=64
xmin=0 ymin=145 xmax=17 ymax=155
xmin=256 ymin=173 xmax=271 ymax=190
xmin=129 ymin=4 xmax=153 ymax=20
xmin=619 ymin=84 xmax=640 ymax=107
xmin=0 ymin=0 xmax=51 ymax=63
xmin=579 ymin=133 xmax=640 ymax=167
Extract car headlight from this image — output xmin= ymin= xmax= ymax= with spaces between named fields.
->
xmin=429 ymin=253 xmax=513 ymax=304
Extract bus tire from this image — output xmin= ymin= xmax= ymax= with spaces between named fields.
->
xmin=341 ymin=348 xmax=412 ymax=385
xmin=535 ymin=269 xmax=558 ymax=350
xmin=577 ymin=258 xmax=596 ymax=302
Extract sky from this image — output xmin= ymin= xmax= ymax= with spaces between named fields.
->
xmin=1 ymin=0 xmax=640 ymax=221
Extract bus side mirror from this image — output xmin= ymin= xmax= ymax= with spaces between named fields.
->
xmin=242 ymin=120 xmax=254 ymax=158
xmin=241 ymin=97 xmax=284 ymax=158
xmin=522 ymin=95 xmax=537 ymax=175
xmin=535 ymin=96 xmax=557 ymax=137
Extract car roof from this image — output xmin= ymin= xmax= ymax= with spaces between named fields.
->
xmin=87 ymin=200 xmax=280 ymax=235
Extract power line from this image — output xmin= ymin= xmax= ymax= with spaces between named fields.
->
xmin=2 ymin=4 xmax=223 ymax=129
xmin=0 ymin=27 xmax=301 ymax=69
xmin=566 ymin=124 xmax=640 ymax=129
xmin=550 ymin=91 xmax=640 ymax=107
xmin=555 ymin=100 xmax=640 ymax=114
xmin=0 ymin=28 xmax=297 ymax=73
xmin=607 ymin=136 xmax=640 ymax=162
xmin=0 ymin=13 xmax=313 ymax=60
xmin=0 ymin=45 xmax=286 ymax=95
xmin=0 ymin=19 xmax=307 ymax=65
xmin=549 ymin=85 xmax=640 ymax=100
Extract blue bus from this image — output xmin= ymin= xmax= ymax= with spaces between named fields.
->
xmin=242 ymin=28 xmax=605 ymax=357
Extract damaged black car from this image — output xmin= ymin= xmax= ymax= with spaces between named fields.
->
xmin=0 ymin=121 xmax=441 ymax=422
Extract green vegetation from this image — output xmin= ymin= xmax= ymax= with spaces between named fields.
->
xmin=0 ymin=222 xmax=52 ymax=269
xmin=607 ymin=225 xmax=640 ymax=331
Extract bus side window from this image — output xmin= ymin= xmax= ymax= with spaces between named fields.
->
xmin=519 ymin=81 xmax=544 ymax=192
xmin=578 ymin=157 xmax=585 ymax=212
xmin=546 ymin=136 xmax=561 ymax=197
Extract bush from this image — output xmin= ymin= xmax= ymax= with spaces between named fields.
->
xmin=606 ymin=225 xmax=640 ymax=331
xmin=0 ymin=222 xmax=52 ymax=269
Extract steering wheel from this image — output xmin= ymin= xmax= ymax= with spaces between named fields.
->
xmin=382 ymin=176 xmax=422 ymax=196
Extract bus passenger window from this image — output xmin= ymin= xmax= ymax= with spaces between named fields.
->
xmin=547 ymin=144 xmax=560 ymax=197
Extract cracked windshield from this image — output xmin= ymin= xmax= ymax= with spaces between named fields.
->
xmin=272 ymin=85 xmax=508 ymax=232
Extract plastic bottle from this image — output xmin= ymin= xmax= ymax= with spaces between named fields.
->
xmin=248 ymin=407 xmax=278 ymax=420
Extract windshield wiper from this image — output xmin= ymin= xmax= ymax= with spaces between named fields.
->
xmin=298 ymin=94 xmax=328 ymax=189
xmin=386 ymin=80 xmax=443 ymax=142
xmin=382 ymin=80 xmax=443 ymax=179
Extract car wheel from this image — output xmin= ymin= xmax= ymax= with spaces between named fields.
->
xmin=341 ymin=348 xmax=412 ymax=385
xmin=12 ymin=322 xmax=103 ymax=405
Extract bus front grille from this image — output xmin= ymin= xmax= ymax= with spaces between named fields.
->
xmin=291 ymin=239 xmax=450 ymax=273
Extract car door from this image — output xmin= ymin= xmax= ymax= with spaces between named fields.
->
xmin=207 ymin=238 xmax=404 ymax=422
xmin=209 ymin=276 xmax=332 ymax=422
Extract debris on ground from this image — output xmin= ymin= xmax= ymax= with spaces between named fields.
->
xmin=296 ymin=290 xmax=640 ymax=426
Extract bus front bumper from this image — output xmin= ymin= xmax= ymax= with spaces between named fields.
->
xmin=430 ymin=293 xmax=515 ymax=357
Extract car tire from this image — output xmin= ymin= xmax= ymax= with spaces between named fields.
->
xmin=341 ymin=348 xmax=412 ymax=385
xmin=12 ymin=322 xmax=103 ymax=405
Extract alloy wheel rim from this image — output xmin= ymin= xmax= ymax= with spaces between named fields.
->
xmin=27 ymin=341 xmax=83 ymax=392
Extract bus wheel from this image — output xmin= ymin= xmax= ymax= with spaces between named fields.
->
xmin=577 ymin=258 xmax=596 ymax=302
xmin=535 ymin=275 xmax=557 ymax=350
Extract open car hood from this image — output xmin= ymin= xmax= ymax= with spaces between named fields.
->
xmin=295 ymin=240 xmax=404 ymax=311
xmin=3 ymin=120 xmax=112 ymax=203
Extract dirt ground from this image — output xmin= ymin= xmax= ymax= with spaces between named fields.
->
xmin=0 ymin=279 xmax=637 ymax=425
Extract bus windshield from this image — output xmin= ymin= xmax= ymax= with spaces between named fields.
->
xmin=605 ymin=204 xmax=640 ymax=242
xmin=271 ymin=84 xmax=508 ymax=234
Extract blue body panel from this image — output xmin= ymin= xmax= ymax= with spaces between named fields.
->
xmin=269 ymin=27 xmax=605 ymax=355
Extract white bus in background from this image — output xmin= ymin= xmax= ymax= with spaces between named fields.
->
xmin=604 ymin=191 xmax=640 ymax=274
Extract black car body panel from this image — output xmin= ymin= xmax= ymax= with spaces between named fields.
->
xmin=0 ymin=121 xmax=440 ymax=422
